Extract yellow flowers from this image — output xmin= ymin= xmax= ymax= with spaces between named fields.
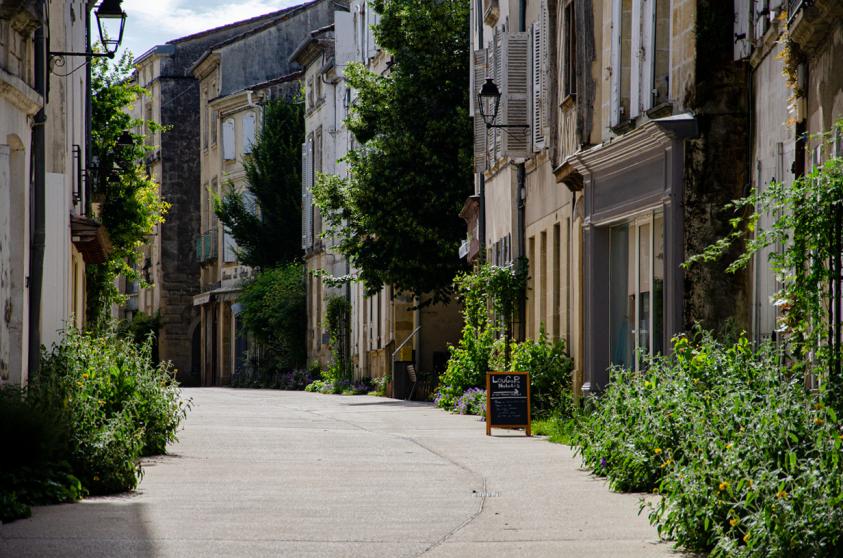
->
xmin=743 ymin=532 xmax=750 ymax=543
xmin=814 ymin=417 xmax=825 ymax=426
xmin=98 ymin=399 xmax=105 ymax=406
xmin=725 ymin=442 xmax=733 ymax=449
xmin=729 ymin=517 xmax=740 ymax=528
xmin=776 ymin=489 xmax=789 ymax=499
xmin=76 ymin=381 xmax=83 ymax=388
xmin=659 ymin=458 xmax=673 ymax=469
xmin=82 ymin=373 xmax=89 ymax=380
xmin=719 ymin=481 xmax=730 ymax=492
xmin=654 ymin=447 xmax=662 ymax=455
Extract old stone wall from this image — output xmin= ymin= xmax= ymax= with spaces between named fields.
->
xmin=682 ymin=0 xmax=752 ymax=336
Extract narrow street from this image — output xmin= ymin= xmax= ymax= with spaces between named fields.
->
xmin=1 ymin=389 xmax=674 ymax=557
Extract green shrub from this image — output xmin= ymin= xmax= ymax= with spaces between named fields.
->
xmin=305 ymin=380 xmax=325 ymax=393
xmin=576 ymin=331 xmax=843 ymax=556
xmin=1 ymin=326 xmax=190 ymax=522
xmin=238 ymin=264 xmax=307 ymax=370
xmin=510 ymin=327 xmax=574 ymax=418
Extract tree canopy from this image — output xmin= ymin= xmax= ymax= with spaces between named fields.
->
xmin=87 ymin=51 xmax=168 ymax=330
xmin=214 ymin=95 xmax=304 ymax=269
xmin=313 ymin=0 xmax=472 ymax=304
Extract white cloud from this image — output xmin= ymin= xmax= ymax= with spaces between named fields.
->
xmin=121 ymin=0 xmax=306 ymax=58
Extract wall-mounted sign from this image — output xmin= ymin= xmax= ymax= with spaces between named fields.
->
xmin=486 ymin=371 xmax=531 ymax=436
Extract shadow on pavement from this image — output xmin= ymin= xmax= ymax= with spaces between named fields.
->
xmin=0 ymin=497 xmax=156 ymax=558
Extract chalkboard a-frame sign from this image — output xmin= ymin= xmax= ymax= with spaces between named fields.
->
xmin=486 ymin=372 xmax=531 ymax=436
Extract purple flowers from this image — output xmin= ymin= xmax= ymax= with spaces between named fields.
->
xmin=454 ymin=387 xmax=486 ymax=417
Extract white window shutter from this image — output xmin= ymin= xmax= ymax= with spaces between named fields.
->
xmin=755 ymin=0 xmax=769 ymax=41
xmin=540 ymin=0 xmax=549 ymax=137
xmin=734 ymin=0 xmax=752 ymax=60
xmin=306 ymin=140 xmax=314 ymax=249
xmin=488 ymin=35 xmax=499 ymax=164
xmin=639 ymin=0 xmax=655 ymax=112
xmin=242 ymin=112 xmax=256 ymax=154
xmin=366 ymin=1 xmax=378 ymax=58
xmin=531 ymin=22 xmax=545 ymax=151
xmin=301 ymin=142 xmax=309 ymax=249
xmin=473 ymin=48 xmax=488 ymax=172
xmin=501 ymin=31 xmax=530 ymax=159
xmin=222 ymin=119 xmax=235 ymax=160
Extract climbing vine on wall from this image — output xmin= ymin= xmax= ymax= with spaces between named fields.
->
xmin=87 ymin=50 xmax=169 ymax=331
xmin=686 ymin=120 xmax=843 ymax=413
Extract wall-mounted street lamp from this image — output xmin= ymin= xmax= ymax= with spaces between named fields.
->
xmin=50 ymin=0 xmax=127 ymax=63
xmin=477 ymin=78 xmax=529 ymax=130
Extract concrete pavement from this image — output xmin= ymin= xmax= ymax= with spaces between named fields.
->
xmin=0 ymin=388 xmax=677 ymax=557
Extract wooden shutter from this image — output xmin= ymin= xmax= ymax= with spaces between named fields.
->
xmin=222 ymin=118 xmax=235 ymax=160
xmin=301 ymin=141 xmax=312 ymax=250
xmin=734 ymin=0 xmax=752 ymax=60
xmin=502 ymin=31 xmax=530 ymax=159
xmin=242 ymin=112 xmax=256 ymax=154
xmin=492 ymin=30 xmax=502 ymax=162
xmin=366 ymin=1 xmax=378 ymax=58
xmin=473 ymin=48 xmax=488 ymax=172
xmin=531 ymin=22 xmax=545 ymax=151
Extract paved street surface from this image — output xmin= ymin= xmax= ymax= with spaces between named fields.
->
xmin=0 ymin=388 xmax=676 ymax=557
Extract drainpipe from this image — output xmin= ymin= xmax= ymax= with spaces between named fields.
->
xmin=516 ymin=162 xmax=526 ymax=341
xmin=479 ymin=172 xmax=486 ymax=263
xmin=85 ymin=2 xmax=93 ymax=216
xmin=515 ymin=0 xmax=527 ymax=341
xmin=29 ymin=4 xmax=47 ymax=379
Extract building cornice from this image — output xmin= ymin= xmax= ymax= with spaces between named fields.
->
xmin=0 ymin=65 xmax=42 ymax=116
xmin=568 ymin=113 xmax=697 ymax=177
xmin=192 ymin=52 xmax=221 ymax=80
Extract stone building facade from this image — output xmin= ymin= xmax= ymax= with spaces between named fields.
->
xmin=190 ymin=0 xmax=335 ymax=386
xmin=130 ymin=6 xmax=332 ymax=383
xmin=473 ymin=0 xmax=758 ymax=395
xmin=1 ymin=0 xmax=96 ymax=385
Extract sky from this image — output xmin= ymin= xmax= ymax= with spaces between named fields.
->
xmin=119 ymin=0 xmax=307 ymax=60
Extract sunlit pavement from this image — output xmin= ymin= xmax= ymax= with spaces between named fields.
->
xmin=0 ymin=388 xmax=677 ymax=557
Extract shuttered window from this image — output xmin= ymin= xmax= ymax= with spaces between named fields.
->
xmin=502 ymin=31 xmax=530 ymax=158
xmin=301 ymin=138 xmax=314 ymax=250
xmin=222 ymin=118 xmax=235 ymax=161
xmin=242 ymin=112 xmax=256 ymax=155
xmin=472 ymin=48 xmax=487 ymax=172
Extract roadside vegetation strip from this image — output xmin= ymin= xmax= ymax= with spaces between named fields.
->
xmin=576 ymin=332 xmax=843 ymax=557
xmin=0 ymin=327 xmax=190 ymax=523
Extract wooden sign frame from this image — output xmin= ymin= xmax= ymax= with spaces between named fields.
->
xmin=486 ymin=371 xmax=531 ymax=436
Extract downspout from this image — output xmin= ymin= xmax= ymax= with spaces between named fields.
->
xmin=85 ymin=1 xmax=93 ymax=215
xmin=29 ymin=3 xmax=48 ymax=378
xmin=516 ymin=162 xmax=526 ymax=341
xmin=476 ymin=0 xmax=486 ymax=264
xmin=516 ymin=0 xmax=527 ymax=341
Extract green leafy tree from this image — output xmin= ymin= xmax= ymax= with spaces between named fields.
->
xmin=87 ymin=51 xmax=168 ymax=330
xmin=312 ymin=0 xmax=472 ymax=304
xmin=237 ymin=264 xmax=307 ymax=369
xmin=214 ymin=96 xmax=304 ymax=268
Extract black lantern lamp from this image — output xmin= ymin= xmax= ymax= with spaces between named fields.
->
xmin=50 ymin=0 xmax=127 ymax=63
xmin=477 ymin=77 xmax=529 ymax=130
xmin=116 ymin=130 xmax=134 ymax=149
xmin=478 ymin=78 xmax=501 ymax=127
xmin=95 ymin=0 xmax=128 ymax=57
